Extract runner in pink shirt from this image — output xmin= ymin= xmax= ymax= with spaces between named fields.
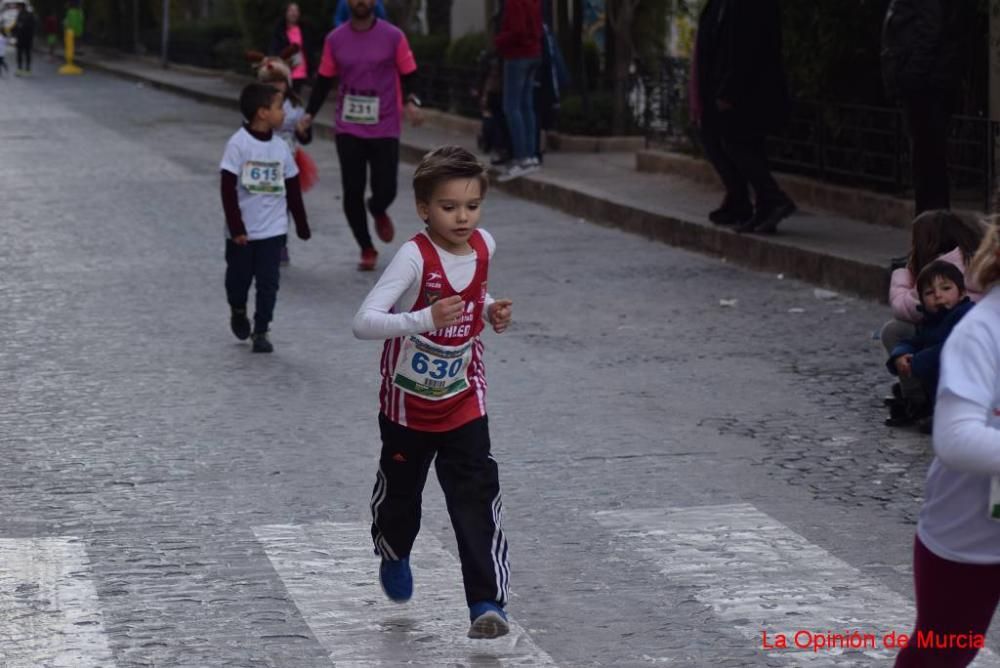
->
xmin=304 ymin=0 xmax=423 ymax=271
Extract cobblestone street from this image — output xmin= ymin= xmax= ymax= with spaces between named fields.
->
xmin=0 ymin=62 xmax=993 ymax=667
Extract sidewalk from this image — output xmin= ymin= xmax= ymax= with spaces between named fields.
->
xmin=70 ymin=48 xmax=910 ymax=302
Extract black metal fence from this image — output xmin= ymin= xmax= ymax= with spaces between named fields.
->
xmin=414 ymin=58 xmax=997 ymax=210
xmin=641 ymin=57 xmax=997 ymax=211
xmin=412 ymin=64 xmax=483 ymax=119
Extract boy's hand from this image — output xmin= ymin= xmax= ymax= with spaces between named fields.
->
xmin=431 ymin=295 xmax=464 ymax=329
xmin=232 ymin=234 xmax=249 ymax=246
xmin=895 ymin=354 xmax=913 ymax=378
xmin=296 ymin=116 xmax=311 ymax=134
xmin=295 ymin=223 xmax=311 ymax=241
xmin=488 ymin=299 xmax=513 ymax=333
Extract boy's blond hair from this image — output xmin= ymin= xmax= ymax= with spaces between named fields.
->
xmin=413 ymin=146 xmax=488 ymax=203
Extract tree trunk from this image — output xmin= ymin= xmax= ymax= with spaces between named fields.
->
xmin=557 ymin=0 xmax=571 ymax=65
xmin=426 ymin=0 xmax=452 ymax=38
xmin=386 ymin=0 xmax=421 ymax=32
xmin=612 ymin=28 xmax=631 ymax=134
xmin=607 ymin=0 xmax=640 ymax=135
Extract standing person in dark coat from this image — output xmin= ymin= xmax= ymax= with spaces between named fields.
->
xmin=692 ymin=0 xmax=795 ymax=234
xmin=270 ymin=3 xmax=313 ymax=95
xmin=13 ymin=3 xmax=35 ymax=76
xmin=881 ymin=0 xmax=972 ymax=215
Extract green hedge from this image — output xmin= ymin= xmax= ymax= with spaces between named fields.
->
xmin=157 ymin=21 xmax=243 ymax=70
xmin=446 ymin=31 xmax=487 ymax=68
xmin=408 ymin=32 xmax=449 ymax=66
xmin=558 ymin=92 xmax=618 ymax=137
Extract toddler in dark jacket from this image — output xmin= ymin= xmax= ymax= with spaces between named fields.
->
xmin=887 ymin=260 xmax=974 ymax=432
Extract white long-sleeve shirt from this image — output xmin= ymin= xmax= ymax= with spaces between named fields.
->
xmin=918 ymin=287 xmax=1000 ymax=563
xmin=352 ymin=229 xmax=496 ymax=340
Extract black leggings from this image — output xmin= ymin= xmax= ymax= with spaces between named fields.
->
xmin=335 ymin=134 xmax=399 ymax=251
xmin=17 ymin=38 xmax=32 ymax=71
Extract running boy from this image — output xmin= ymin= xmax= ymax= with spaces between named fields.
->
xmin=352 ymin=146 xmax=514 ymax=639
xmin=220 ymin=83 xmax=311 ymax=353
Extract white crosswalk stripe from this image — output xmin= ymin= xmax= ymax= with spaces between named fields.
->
xmin=0 ymin=537 xmax=115 ymax=667
xmin=253 ymin=522 xmax=556 ymax=667
xmin=595 ymin=504 xmax=1000 ymax=666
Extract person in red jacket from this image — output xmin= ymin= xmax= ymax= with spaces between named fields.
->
xmin=494 ymin=0 xmax=542 ymax=182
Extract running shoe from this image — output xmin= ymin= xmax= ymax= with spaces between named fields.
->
xmin=379 ymin=557 xmax=412 ymax=603
xmin=251 ymin=331 xmax=273 ymax=353
xmin=468 ymin=601 xmax=509 ymax=639
xmin=230 ymin=307 xmax=251 ymax=341
xmin=359 ymin=248 xmax=378 ymax=271
xmin=374 ymin=212 xmax=395 ymax=243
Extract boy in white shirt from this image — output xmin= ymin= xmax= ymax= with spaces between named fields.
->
xmin=220 ymin=83 xmax=311 ymax=353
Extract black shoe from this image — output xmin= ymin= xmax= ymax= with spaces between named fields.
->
xmin=917 ymin=416 xmax=933 ymax=435
xmin=737 ymin=198 xmax=797 ymax=234
xmin=251 ymin=331 xmax=273 ymax=353
xmin=884 ymin=398 xmax=930 ymax=427
xmin=709 ymin=205 xmax=753 ymax=226
xmin=230 ymin=307 xmax=251 ymax=341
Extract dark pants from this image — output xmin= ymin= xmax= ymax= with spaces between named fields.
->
xmin=895 ymin=536 xmax=1000 ymax=667
xmin=370 ymin=413 xmax=510 ymax=608
xmin=335 ymin=134 xmax=399 ymax=252
xmin=700 ymin=110 xmax=785 ymax=210
xmin=904 ymin=94 xmax=953 ymax=214
xmin=0 ymin=57 xmax=7 ymax=76
xmin=224 ymin=235 xmax=285 ymax=334
xmin=16 ymin=37 xmax=32 ymax=71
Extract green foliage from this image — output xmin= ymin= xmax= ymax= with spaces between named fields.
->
xmin=166 ymin=22 xmax=244 ymax=69
xmin=446 ymin=31 xmax=487 ymax=68
xmin=408 ymin=32 xmax=449 ymax=65
xmin=780 ymin=1 xmax=889 ymax=105
xmin=559 ymin=91 xmax=621 ymax=136
xmin=780 ymin=0 xmax=987 ymax=112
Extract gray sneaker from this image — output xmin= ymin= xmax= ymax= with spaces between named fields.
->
xmin=497 ymin=163 xmax=530 ymax=183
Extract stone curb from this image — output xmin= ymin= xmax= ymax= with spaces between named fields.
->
xmin=74 ymin=53 xmax=891 ymax=302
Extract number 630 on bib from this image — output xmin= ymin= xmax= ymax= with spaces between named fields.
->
xmin=392 ymin=335 xmax=473 ymax=401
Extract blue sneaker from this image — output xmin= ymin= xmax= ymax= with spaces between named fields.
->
xmin=379 ymin=557 xmax=412 ymax=603
xmin=467 ymin=601 xmax=509 ymax=639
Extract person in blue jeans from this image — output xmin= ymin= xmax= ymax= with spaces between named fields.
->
xmin=494 ymin=0 xmax=542 ymax=182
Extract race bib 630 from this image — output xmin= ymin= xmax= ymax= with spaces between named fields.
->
xmin=392 ymin=335 xmax=472 ymax=401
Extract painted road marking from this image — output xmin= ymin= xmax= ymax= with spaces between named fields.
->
xmin=595 ymin=504 xmax=1000 ymax=666
xmin=0 ymin=537 xmax=116 ymax=667
xmin=253 ymin=522 xmax=556 ymax=667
